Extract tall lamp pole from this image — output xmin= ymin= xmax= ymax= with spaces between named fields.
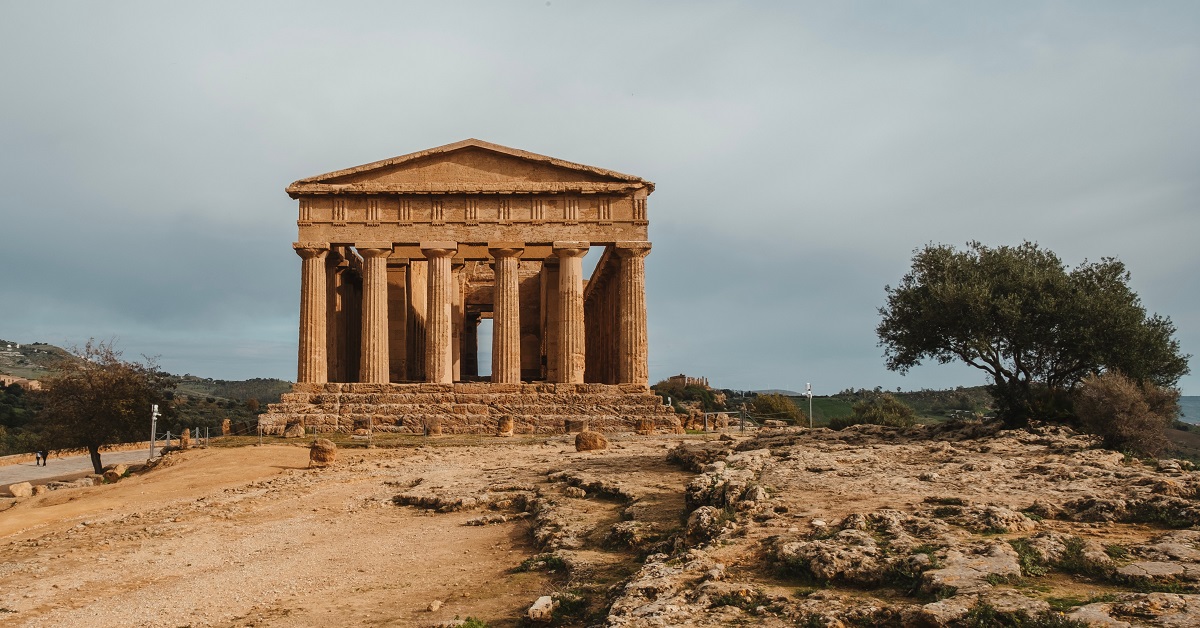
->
xmin=149 ymin=404 xmax=161 ymax=458
xmin=806 ymin=383 xmax=813 ymax=428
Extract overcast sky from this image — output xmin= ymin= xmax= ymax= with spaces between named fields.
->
xmin=1 ymin=2 xmax=1197 ymax=394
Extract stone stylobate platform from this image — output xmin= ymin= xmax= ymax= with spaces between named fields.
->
xmin=262 ymin=139 xmax=671 ymax=435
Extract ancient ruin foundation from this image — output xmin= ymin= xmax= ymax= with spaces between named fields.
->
xmin=260 ymin=139 xmax=674 ymax=434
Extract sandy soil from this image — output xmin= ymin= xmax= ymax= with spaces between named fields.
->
xmin=0 ymin=436 xmax=694 ymax=627
xmin=8 ymin=423 xmax=1200 ymax=627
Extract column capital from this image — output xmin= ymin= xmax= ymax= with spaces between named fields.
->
xmin=294 ymin=242 xmax=329 ymax=259
xmin=614 ymin=241 xmax=652 ymax=258
xmin=553 ymin=241 xmax=590 ymax=258
xmin=488 ymin=242 xmax=525 ymax=259
xmin=357 ymin=246 xmax=392 ymax=260
xmin=421 ymin=242 xmax=458 ymax=259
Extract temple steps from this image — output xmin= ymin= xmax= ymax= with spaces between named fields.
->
xmin=259 ymin=382 xmax=678 ymax=435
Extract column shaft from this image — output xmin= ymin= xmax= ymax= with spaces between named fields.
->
xmin=554 ymin=242 xmax=589 ymax=383
xmin=294 ymin=242 xmax=329 ymax=383
xmin=617 ymin=243 xmax=652 ymax=385
xmin=358 ymin=245 xmax=392 ymax=384
xmin=423 ymin=243 xmax=457 ymax=383
xmin=490 ymin=246 xmax=523 ymax=383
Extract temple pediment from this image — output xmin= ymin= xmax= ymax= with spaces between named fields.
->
xmin=287 ymin=139 xmax=653 ymax=196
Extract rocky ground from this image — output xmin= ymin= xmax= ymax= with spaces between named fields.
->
xmin=4 ymin=422 xmax=1200 ymax=626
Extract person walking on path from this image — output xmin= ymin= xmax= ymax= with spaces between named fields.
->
xmin=35 ymin=450 xmax=48 ymax=466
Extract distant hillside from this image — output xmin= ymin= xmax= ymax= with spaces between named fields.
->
xmin=0 ymin=338 xmax=292 ymax=403
xmin=0 ymin=339 xmax=74 ymax=379
xmin=175 ymin=376 xmax=293 ymax=404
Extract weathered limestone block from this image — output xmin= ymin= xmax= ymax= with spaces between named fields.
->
xmin=283 ymin=423 xmax=305 ymax=438
xmin=7 ymin=482 xmax=33 ymax=498
xmin=635 ymin=418 xmax=654 ymax=435
xmin=221 ymin=418 xmax=231 ymax=436
xmin=576 ymin=431 xmax=608 ymax=451
xmin=564 ymin=418 xmax=588 ymax=433
xmin=180 ymin=428 xmax=192 ymax=449
xmin=497 ymin=416 xmax=514 ymax=437
xmin=102 ymin=463 xmax=129 ymax=484
xmin=528 ymin=595 xmax=557 ymax=622
xmin=309 ymin=438 xmax=337 ymax=466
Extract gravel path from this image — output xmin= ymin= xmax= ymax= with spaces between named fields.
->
xmin=0 ymin=449 xmax=157 ymax=487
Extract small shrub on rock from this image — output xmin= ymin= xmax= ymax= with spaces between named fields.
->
xmin=1074 ymin=371 xmax=1180 ymax=457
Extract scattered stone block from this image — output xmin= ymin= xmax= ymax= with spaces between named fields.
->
xmin=528 ymin=595 xmax=557 ymax=622
xmin=31 ymin=484 xmax=47 ymax=496
xmin=564 ymin=418 xmax=588 ymax=433
xmin=102 ymin=464 xmax=127 ymax=484
xmin=497 ymin=416 xmax=514 ymax=437
xmin=576 ymin=431 xmax=608 ymax=452
xmin=635 ymin=418 xmax=654 ymax=435
xmin=309 ymin=438 xmax=337 ymax=467
xmin=180 ymin=428 xmax=192 ymax=449
xmin=221 ymin=418 xmax=231 ymax=436
xmin=8 ymin=482 xmax=33 ymax=498
xmin=283 ymin=423 xmax=305 ymax=438
xmin=427 ymin=599 xmax=443 ymax=612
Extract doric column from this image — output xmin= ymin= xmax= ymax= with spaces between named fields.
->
xmin=406 ymin=260 xmax=427 ymax=381
xmin=357 ymin=243 xmax=392 ymax=384
xmin=387 ymin=259 xmax=408 ymax=383
xmin=452 ymin=261 xmax=465 ymax=381
xmin=325 ymin=247 xmax=344 ymax=382
xmin=616 ymin=242 xmax=652 ymax=385
xmin=554 ymin=241 xmax=590 ymax=383
xmin=541 ymin=257 xmax=560 ymax=382
xmin=422 ymin=242 xmax=457 ymax=384
xmin=489 ymin=244 xmax=524 ymax=383
xmin=294 ymin=242 xmax=329 ymax=383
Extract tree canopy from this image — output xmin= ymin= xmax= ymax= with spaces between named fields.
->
xmin=876 ymin=241 xmax=1189 ymax=424
xmin=38 ymin=340 xmax=175 ymax=473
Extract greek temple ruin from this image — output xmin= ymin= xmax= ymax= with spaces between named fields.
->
xmin=260 ymin=139 xmax=674 ymax=434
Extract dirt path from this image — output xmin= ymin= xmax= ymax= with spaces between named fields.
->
xmin=0 ymin=436 xmax=698 ymax=627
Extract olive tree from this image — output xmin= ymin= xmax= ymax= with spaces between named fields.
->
xmin=38 ymin=340 xmax=175 ymax=473
xmin=877 ymin=241 xmax=1189 ymax=425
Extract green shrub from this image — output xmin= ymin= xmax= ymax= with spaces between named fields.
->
xmin=748 ymin=393 xmax=806 ymax=425
xmin=829 ymin=393 xmax=917 ymax=430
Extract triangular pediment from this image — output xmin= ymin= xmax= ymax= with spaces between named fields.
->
xmin=288 ymin=139 xmax=652 ymax=195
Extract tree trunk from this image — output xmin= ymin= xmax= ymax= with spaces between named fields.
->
xmin=89 ymin=445 xmax=103 ymax=475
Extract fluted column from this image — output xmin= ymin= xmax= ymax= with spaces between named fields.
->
xmin=294 ymin=242 xmax=329 ymax=383
xmin=324 ymin=248 xmax=344 ymax=382
xmin=616 ymin=242 xmax=652 ymax=385
xmin=422 ymin=242 xmax=457 ymax=384
xmin=489 ymin=244 xmax=524 ymax=383
xmin=554 ymin=241 xmax=589 ymax=383
xmin=357 ymin=243 xmax=392 ymax=384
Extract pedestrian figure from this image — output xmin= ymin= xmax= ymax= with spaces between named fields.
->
xmin=33 ymin=450 xmax=43 ymax=466
xmin=36 ymin=450 xmax=48 ymax=466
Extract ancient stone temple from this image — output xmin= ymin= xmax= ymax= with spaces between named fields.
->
xmin=260 ymin=139 xmax=674 ymax=434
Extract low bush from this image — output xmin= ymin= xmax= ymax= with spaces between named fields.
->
xmin=829 ymin=393 xmax=917 ymax=430
xmin=1075 ymin=371 xmax=1179 ymax=457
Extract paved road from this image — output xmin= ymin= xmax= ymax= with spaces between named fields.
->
xmin=0 ymin=449 xmax=158 ymax=487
